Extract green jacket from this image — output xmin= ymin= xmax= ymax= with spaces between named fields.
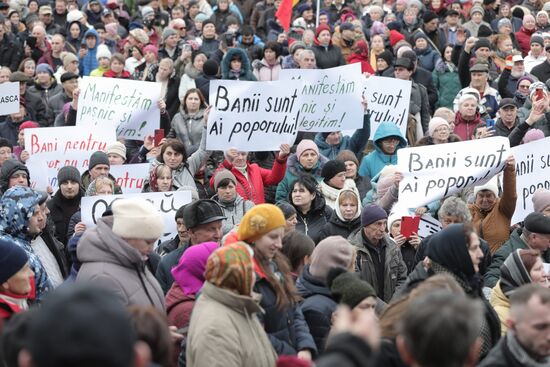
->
xmin=433 ymin=63 xmax=461 ymax=110
xmin=483 ymin=228 xmax=550 ymax=288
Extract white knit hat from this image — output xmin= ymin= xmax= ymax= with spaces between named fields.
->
xmin=66 ymin=9 xmax=84 ymax=23
xmin=112 ymin=199 xmax=164 ymax=240
xmin=474 ymin=177 xmax=499 ymax=197
xmin=96 ymin=44 xmax=112 ymax=61
xmin=106 ymin=142 xmax=127 ymax=161
xmin=428 ymin=117 xmax=450 ymax=137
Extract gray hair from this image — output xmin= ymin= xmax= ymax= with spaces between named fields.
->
xmin=299 ymin=49 xmax=315 ymax=61
xmin=438 ymin=197 xmax=472 ymax=222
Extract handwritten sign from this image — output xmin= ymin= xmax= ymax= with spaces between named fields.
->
xmin=0 ymin=82 xmax=20 ymax=115
xmin=418 ymin=214 xmax=443 ymax=239
xmin=279 ymin=64 xmax=363 ymax=132
xmin=396 ymin=137 xmax=510 ymax=210
xmin=81 ymin=191 xmax=193 ymax=235
xmin=363 ymin=76 xmax=411 ymax=140
xmin=109 ymin=163 xmax=149 ymax=194
xmin=76 ymin=77 xmax=161 ymax=140
xmin=25 ymin=126 xmax=117 ymax=190
xmin=207 ymin=79 xmax=301 ymax=151
xmin=511 ymin=137 xmax=550 ymax=224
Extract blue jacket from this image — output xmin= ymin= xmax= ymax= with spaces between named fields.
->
xmin=415 ymin=46 xmax=441 ymax=72
xmin=79 ymin=28 xmax=99 ymax=76
xmin=358 ymin=122 xmax=407 ymax=179
xmin=314 ymin=114 xmax=370 ymax=160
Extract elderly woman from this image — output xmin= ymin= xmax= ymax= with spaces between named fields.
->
xmin=186 ymin=243 xmax=277 ymax=367
xmin=469 ymin=157 xmax=517 ymax=254
xmin=490 ymin=249 xmax=548 ymax=335
xmin=416 ymin=117 xmax=462 ymax=145
xmin=453 ymin=93 xmax=484 ymax=140
xmin=318 ymin=189 xmax=362 ymax=240
xmin=212 ymin=144 xmax=289 ymax=204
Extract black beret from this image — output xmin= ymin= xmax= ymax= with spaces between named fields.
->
xmin=60 ymin=72 xmax=79 ymax=83
xmin=524 ymin=212 xmax=550 ymax=234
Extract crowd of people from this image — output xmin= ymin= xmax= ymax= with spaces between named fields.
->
xmin=0 ymin=0 xmax=550 ymax=366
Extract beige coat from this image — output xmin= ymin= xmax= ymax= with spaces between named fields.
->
xmin=489 ymin=281 xmax=510 ymax=336
xmin=186 ymin=282 xmax=277 ymax=367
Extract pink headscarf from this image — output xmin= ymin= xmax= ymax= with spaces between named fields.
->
xmin=171 ymin=242 xmax=219 ymax=295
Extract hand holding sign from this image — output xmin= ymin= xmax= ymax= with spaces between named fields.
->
xmin=278 ymin=144 xmax=290 ymax=159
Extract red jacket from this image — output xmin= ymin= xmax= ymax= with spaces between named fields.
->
xmin=515 ymin=27 xmax=536 ymax=56
xmin=347 ymin=54 xmax=375 ymax=74
xmin=210 ymin=156 xmax=288 ymax=204
xmin=165 ymin=282 xmax=195 ymax=330
xmin=103 ymin=69 xmax=132 ymax=78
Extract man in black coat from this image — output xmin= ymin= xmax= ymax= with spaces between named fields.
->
xmin=0 ymin=17 xmax=22 ymax=71
xmin=195 ymin=59 xmax=220 ymax=102
xmin=400 ymin=49 xmax=439 ymax=111
xmin=479 ymin=285 xmax=550 ymax=366
xmin=531 ymin=44 xmax=550 ymax=83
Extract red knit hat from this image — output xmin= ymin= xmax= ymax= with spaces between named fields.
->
xmin=389 ymin=29 xmax=405 ymax=47
xmin=315 ymin=24 xmax=332 ymax=40
xmin=19 ymin=120 xmax=39 ymax=131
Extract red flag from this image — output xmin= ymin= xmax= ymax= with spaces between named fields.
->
xmin=275 ymin=0 xmax=293 ymax=32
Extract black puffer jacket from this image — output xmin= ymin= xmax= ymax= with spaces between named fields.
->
xmin=254 ymin=261 xmax=317 ymax=357
xmin=293 ymin=194 xmax=333 ymax=244
xmin=311 ymin=44 xmax=346 ymax=69
xmin=296 ymin=265 xmax=337 ymax=353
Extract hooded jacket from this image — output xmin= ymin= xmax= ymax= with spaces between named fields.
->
xmin=0 ymin=187 xmax=52 ymax=302
xmin=76 ymin=216 xmax=165 ymax=311
xmin=186 ymin=282 xmax=278 ymax=367
xmin=212 ymin=193 xmax=254 ymax=235
xmin=252 ymin=57 xmax=283 ymax=81
xmin=296 ymin=265 xmax=338 ymax=352
xmin=79 ymin=28 xmax=99 ymax=76
xmin=313 ymin=114 xmax=370 ymax=160
xmin=275 ymin=153 xmax=329 ymax=202
xmin=221 ymin=48 xmax=257 ymax=81
xmin=318 ymin=189 xmax=362 ymax=240
xmin=358 ymin=122 xmax=407 ymax=179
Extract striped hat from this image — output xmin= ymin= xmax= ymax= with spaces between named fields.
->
xmin=205 ymin=242 xmax=254 ymax=296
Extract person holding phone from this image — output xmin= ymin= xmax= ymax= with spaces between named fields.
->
xmin=387 ymin=213 xmax=421 ymax=274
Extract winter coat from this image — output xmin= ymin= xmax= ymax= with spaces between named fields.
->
xmin=468 ymin=165 xmax=517 ymax=254
xmin=186 ymin=282 xmax=277 ymax=367
xmin=409 ymin=81 xmax=431 ymax=133
xmin=0 ymin=189 xmax=52 ymax=302
xmin=358 ymin=122 xmax=407 ymax=179
xmin=311 ymin=44 xmax=346 ymax=69
xmin=253 ymin=259 xmax=317 ymax=356
xmin=80 ymin=172 xmax=122 ymax=194
xmin=167 ymin=107 xmax=206 ymax=155
xmin=530 ymin=59 xmax=550 ymax=84
xmin=26 ymin=78 xmax=63 ymax=127
xmin=0 ymin=119 xmax=26 ymax=146
xmin=462 ymin=20 xmax=492 ymax=37
xmin=347 ymin=229 xmax=408 ymax=303
xmin=221 ymin=48 xmax=257 ymax=81
xmin=47 ymin=188 xmax=83 ymax=245
xmin=156 ymin=245 xmax=186 ymax=294
xmin=293 ymin=194 xmax=334 ymax=244
xmin=78 ymin=28 xmax=99 ymax=76
xmin=484 ymin=228 xmax=550 ymax=288
xmin=212 ymin=155 xmax=287 ymax=204
xmin=318 ymin=179 xmax=359 ymax=210
xmin=415 ymin=46 xmax=441 ymax=72
xmin=276 ymin=153 xmax=329 ymax=202
xmin=515 ymin=26 xmax=536 ymax=56
xmin=76 ymin=216 xmax=165 ymax=311
xmin=178 ymin=62 xmax=200 ymax=99
xmin=48 ymin=91 xmax=72 ymax=121
xmin=150 ymin=127 xmax=211 ymax=190
xmin=315 ymin=333 xmax=376 ymax=367
xmin=252 ymin=57 xmax=282 ymax=81
xmin=433 ymin=62 xmax=461 ymax=109
xmin=165 ymin=282 xmax=195 ymax=330
xmin=296 ymin=265 xmax=338 ymax=352
xmin=318 ymin=189 xmax=362 ymax=240
xmin=478 ymin=332 xmax=550 ymax=367
xmin=195 ymin=73 xmax=219 ymax=102
xmin=490 ymin=281 xmax=510 ymax=336
xmin=0 ymin=33 xmax=21 ymax=71
xmin=212 ymin=194 xmax=255 ymax=235
xmin=313 ymin=114 xmax=370 ymax=160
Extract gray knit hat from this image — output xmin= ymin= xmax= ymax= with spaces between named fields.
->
xmin=213 ymin=169 xmax=237 ymax=190
xmin=57 ymin=166 xmax=81 ymax=185
xmin=89 ymin=151 xmax=110 ymax=170
xmin=309 ymin=236 xmax=353 ymax=280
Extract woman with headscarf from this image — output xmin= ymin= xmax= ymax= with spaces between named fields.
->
xmin=166 ymin=241 xmax=218 ymax=329
xmin=402 ymin=224 xmax=501 ymax=358
xmin=237 ymin=204 xmax=317 ymax=360
xmin=490 ymin=249 xmax=548 ymax=335
xmin=347 ymin=39 xmax=375 ymax=74
xmin=186 ymin=243 xmax=277 ymax=367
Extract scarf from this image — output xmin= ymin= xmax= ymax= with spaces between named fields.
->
xmin=507 ymin=332 xmax=550 ymax=367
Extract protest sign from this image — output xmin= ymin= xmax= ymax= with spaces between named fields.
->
xmin=510 ymin=137 xmax=550 ymax=224
xmin=0 ymin=82 xmax=20 ymax=115
xmin=110 ymin=163 xmax=149 ymax=194
xmin=25 ymin=126 xmax=117 ymax=190
xmin=363 ymin=76 xmax=411 ymax=140
xmin=396 ymin=137 xmax=510 ymax=210
xmin=278 ymin=63 xmax=363 ymax=132
xmin=76 ymin=77 xmax=161 ymax=140
xmin=418 ymin=215 xmax=443 ymax=239
xmin=81 ymin=191 xmax=193 ymax=235
xmin=207 ymin=79 xmax=301 ymax=151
